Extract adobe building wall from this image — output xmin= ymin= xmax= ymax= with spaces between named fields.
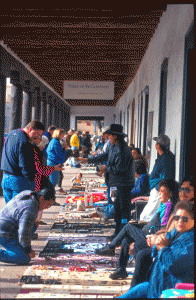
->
xmin=115 ymin=4 xmax=194 ymax=181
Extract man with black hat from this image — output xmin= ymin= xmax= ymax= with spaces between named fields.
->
xmin=78 ymin=124 xmax=135 ymax=238
xmin=139 ymin=134 xmax=175 ymax=221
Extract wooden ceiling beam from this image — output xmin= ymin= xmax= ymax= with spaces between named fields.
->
xmin=0 ymin=6 xmax=166 ymax=105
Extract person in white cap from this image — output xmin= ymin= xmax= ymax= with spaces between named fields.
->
xmin=139 ymin=134 xmax=175 ymax=222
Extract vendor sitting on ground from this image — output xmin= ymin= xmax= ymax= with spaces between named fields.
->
xmin=131 ymin=160 xmax=149 ymax=199
xmin=132 ymin=147 xmax=148 ymax=170
xmin=95 ymin=178 xmax=176 ymax=280
xmin=118 ymin=175 xmax=194 ymax=286
xmin=0 ymin=182 xmax=55 ymax=265
xmin=117 ymin=201 xmax=194 ymax=298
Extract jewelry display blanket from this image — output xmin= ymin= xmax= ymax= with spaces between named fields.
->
xmin=65 ymin=193 xmax=106 ymax=204
xmin=50 ymin=222 xmax=115 ymax=234
xmin=17 ymin=233 xmax=132 ymax=298
xmin=18 ymin=265 xmax=131 ymax=298
xmin=39 ymin=235 xmax=113 ymax=256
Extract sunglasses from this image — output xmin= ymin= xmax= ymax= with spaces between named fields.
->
xmin=179 ymin=187 xmax=193 ymax=194
xmin=173 ymin=215 xmax=191 ymax=223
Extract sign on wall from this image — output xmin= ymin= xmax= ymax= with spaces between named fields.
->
xmin=64 ymin=81 xmax=114 ymax=100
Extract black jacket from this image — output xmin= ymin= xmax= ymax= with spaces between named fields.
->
xmin=88 ymin=141 xmax=134 ymax=187
xmin=83 ymin=135 xmax=92 ymax=152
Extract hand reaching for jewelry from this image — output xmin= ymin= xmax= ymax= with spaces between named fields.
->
xmin=54 ymin=164 xmax=64 ymax=171
xmin=29 ymin=249 xmax=35 ymax=259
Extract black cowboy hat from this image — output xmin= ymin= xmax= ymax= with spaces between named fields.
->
xmin=105 ymin=124 xmax=127 ymax=137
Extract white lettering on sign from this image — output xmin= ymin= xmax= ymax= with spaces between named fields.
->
xmin=64 ymin=81 xmax=114 ymax=100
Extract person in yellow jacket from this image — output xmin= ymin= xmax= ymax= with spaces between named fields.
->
xmin=70 ymin=130 xmax=80 ymax=150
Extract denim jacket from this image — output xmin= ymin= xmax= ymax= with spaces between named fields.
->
xmin=131 ymin=173 xmax=149 ymax=198
xmin=149 ymin=151 xmax=175 ymax=191
xmin=1 ymin=129 xmax=36 ymax=181
xmin=0 ymin=190 xmax=39 ymax=254
xmin=46 ymin=138 xmax=66 ymax=165
xmin=148 ymin=228 xmax=194 ymax=298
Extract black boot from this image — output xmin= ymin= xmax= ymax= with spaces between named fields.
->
xmin=109 ymin=268 xmax=128 ymax=280
xmin=95 ymin=244 xmax=115 ymax=256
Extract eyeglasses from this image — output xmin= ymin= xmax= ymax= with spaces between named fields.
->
xmin=173 ymin=215 xmax=191 ymax=223
xmin=179 ymin=187 xmax=193 ymax=194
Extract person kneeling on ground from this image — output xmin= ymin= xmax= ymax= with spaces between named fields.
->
xmin=0 ymin=183 xmax=55 ymax=265
xmin=95 ymin=178 xmax=176 ymax=280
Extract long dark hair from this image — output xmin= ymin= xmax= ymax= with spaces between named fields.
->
xmin=180 ymin=176 xmax=194 ymax=188
xmin=21 ymin=181 xmax=55 ymax=201
xmin=114 ymin=134 xmax=126 ymax=152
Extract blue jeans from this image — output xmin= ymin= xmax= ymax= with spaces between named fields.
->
xmin=0 ymin=237 xmax=31 ymax=265
xmin=47 ymin=161 xmax=60 ymax=187
xmin=49 ymin=171 xmax=60 ymax=187
xmin=1 ymin=173 xmax=35 ymax=204
xmin=117 ymin=282 xmax=149 ymax=298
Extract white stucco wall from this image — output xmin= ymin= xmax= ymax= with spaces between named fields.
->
xmin=114 ymin=4 xmax=194 ymax=181
xmin=70 ymin=105 xmax=115 ymax=130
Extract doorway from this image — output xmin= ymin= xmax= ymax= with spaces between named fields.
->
xmin=180 ymin=21 xmax=194 ymax=180
xmin=75 ymin=116 xmax=104 ymax=135
xmin=158 ymin=58 xmax=169 ymax=135
xmin=143 ymin=86 xmax=149 ymax=156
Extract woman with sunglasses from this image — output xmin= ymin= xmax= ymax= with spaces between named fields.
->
xmin=179 ymin=176 xmax=194 ymax=202
xmin=125 ymin=176 xmax=194 ymax=288
xmin=117 ymin=201 xmax=194 ymax=299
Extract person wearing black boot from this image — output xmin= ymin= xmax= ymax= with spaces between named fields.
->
xmin=78 ymin=124 xmax=135 ymax=239
xmin=95 ymin=178 xmax=177 ymax=280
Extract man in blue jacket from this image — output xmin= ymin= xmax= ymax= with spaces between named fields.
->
xmin=1 ymin=120 xmax=45 ymax=203
xmin=140 ymin=134 xmax=175 ymax=221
